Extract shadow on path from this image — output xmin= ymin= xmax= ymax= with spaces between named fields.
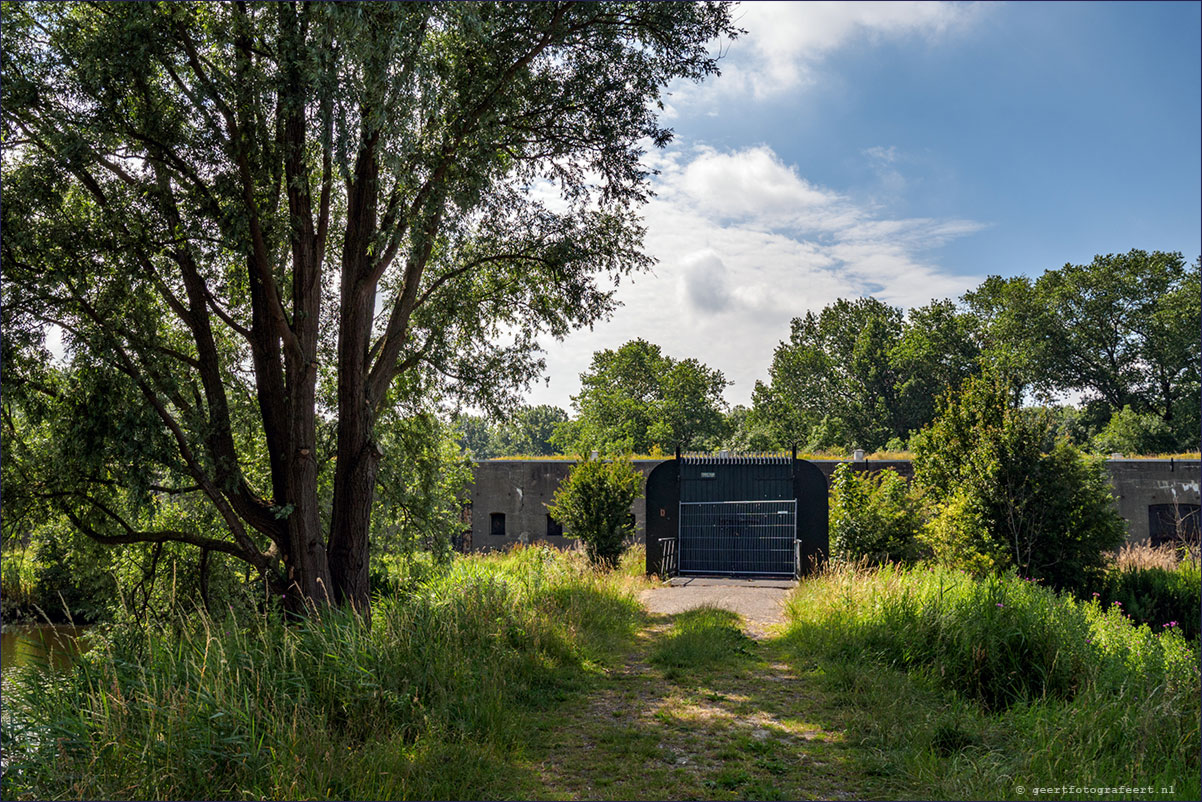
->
xmin=517 ymin=602 xmax=868 ymax=801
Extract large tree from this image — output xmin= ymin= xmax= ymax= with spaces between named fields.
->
xmin=752 ymin=298 xmax=904 ymax=451
xmin=965 ymin=251 xmax=1201 ymax=449
xmin=1 ymin=2 xmax=737 ymax=611
xmin=557 ymin=339 xmax=730 ymax=454
xmin=962 ymin=274 xmax=1056 ymax=398
xmin=492 ymin=404 xmax=569 ymax=457
xmin=752 ymin=298 xmax=980 ymax=452
xmin=1036 ymin=250 xmax=1200 ymax=436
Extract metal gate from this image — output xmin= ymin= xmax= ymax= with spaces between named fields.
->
xmin=678 ymin=499 xmax=797 ymax=576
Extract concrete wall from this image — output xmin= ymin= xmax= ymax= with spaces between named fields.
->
xmin=468 ymin=457 xmax=1200 ymax=551
xmin=469 ymin=459 xmax=664 ymax=552
xmin=1105 ymin=459 xmax=1200 ymax=543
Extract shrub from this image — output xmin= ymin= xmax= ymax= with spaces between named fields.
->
xmin=913 ymin=373 xmax=1126 ymax=592
xmin=828 ymin=464 xmax=924 ymax=564
xmin=546 ymin=456 xmax=643 ymax=568
xmin=1094 ymin=560 xmax=1201 ymax=640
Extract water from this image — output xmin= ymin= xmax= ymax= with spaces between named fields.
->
xmin=0 ymin=625 xmax=91 ymax=676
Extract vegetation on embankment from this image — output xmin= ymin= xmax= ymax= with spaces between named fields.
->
xmin=781 ymin=563 xmax=1201 ymax=801
xmin=0 ymin=546 xmax=649 ymax=801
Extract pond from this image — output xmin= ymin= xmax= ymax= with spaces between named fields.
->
xmin=0 ymin=624 xmax=91 ymax=677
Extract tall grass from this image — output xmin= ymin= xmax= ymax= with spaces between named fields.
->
xmin=1112 ymin=542 xmax=1191 ymax=571
xmin=1091 ymin=543 xmax=1201 ymax=640
xmin=783 ymin=563 xmax=1201 ymax=800
xmin=1 ymin=545 xmax=647 ymax=801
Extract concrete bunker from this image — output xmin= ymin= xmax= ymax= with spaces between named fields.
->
xmin=645 ymin=452 xmax=829 ymax=578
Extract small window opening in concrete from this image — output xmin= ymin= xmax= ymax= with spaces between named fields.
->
xmin=490 ymin=512 xmax=506 ymax=536
xmin=546 ymin=514 xmax=564 ymax=538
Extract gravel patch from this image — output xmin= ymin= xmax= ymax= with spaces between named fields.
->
xmin=639 ymin=577 xmax=795 ymax=632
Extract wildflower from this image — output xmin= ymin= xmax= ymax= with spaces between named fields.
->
xmin=1163 ymin=621 xmax=1179 ymax=628
xmin=1091 ymin=592 xmax=1100 ymax=598
xmin=996 ymin=602 xmax=1004 ymax=607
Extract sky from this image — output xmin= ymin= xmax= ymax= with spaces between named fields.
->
xmin=523 ymin=0 xmax=1202 ymax=412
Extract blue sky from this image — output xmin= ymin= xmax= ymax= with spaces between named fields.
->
xmin=526 ymin=1 xmax=1202 ymax=412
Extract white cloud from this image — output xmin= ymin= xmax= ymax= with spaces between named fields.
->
xmin=678 ymin=250 xmax=735 ymax=313
xmin=524 ymin=144 xmax=986 ymax=411
xmin=651 ymin=145 xmax=869 ymax=238
xmin=864 ymin=145 xmax=899 ymax=164
xmin=695 ymin=1 xmax=984 ymax=100
xmin=670 ymin=146 xmax=848 ymax=230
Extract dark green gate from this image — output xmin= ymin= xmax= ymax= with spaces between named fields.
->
xmin=645 ymin=452 xmax=829 ymax=579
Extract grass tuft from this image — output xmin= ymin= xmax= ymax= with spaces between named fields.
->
xmin=650 ymin=606 xmax=755 ymax=680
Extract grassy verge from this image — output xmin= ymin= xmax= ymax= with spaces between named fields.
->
xmin=780 ymin=563 xmax=1201 ymax=801
xmin=1 ymin=545 xmax=648 ymax=801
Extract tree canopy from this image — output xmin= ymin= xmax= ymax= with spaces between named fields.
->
xmin=1 ymin=1 xmax=739 ymax=611
xmin=751 ymin=250 xmax=1198 ymax=454
xmin=751 ymin=298 xmax=979 ymax=452
xmin=554 ymin=338 xmax=730 ymax=455
xmin=453 ymin=404 xmax=568 ymax=459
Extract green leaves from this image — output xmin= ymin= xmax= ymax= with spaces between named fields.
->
xmin=968 ymin=251 xmax=1201 ymax=450
xmin=546 ymin=456 xmax=643 ymax=569
xmin=754 ymin=297 xmax=979 ymax=452
xmin=913 ymin=373 xmax=1126 ymax=592
xmin=560 ymin=339 xmax=730 ymax=455
xmin=829 ymin=464 xmax=924 ymax=565
xmin=1 ymin=1 xmax=739 ymax=604
xmin=754 ymin=250 xmax=1199 ymax=455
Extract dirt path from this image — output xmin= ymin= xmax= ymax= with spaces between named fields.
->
xmin=518 ymin=588 xmax=864 ymax=801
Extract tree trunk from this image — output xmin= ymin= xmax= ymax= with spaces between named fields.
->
xmin=327 ymin=288 xmax=378 ymax=609
xmin=328 ymin=407 xmax=378 ymax=610
xmin=282 ymin=450 xmax=333 ymax=608
xmin=326 ymin=136 xmax=383 ymax=612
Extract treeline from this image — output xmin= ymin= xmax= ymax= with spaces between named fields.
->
xmin=460 ymin=250 xmax=1200 ymax=458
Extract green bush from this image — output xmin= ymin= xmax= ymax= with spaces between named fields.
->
xmin=913 ymin=373 xmax=1126 ymax=592
xmin=828 ymin=464 xmax=924 ymax=564
xmin=1094 ymin=561 xmax=1201 ymax=640
xmin=0 ymin=526 xmax=118 ymax=623
xmin=1092 ymin=404 xmax=1175 ymax=455
xmin=546 ymin=456 xmax=644 ymax=568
